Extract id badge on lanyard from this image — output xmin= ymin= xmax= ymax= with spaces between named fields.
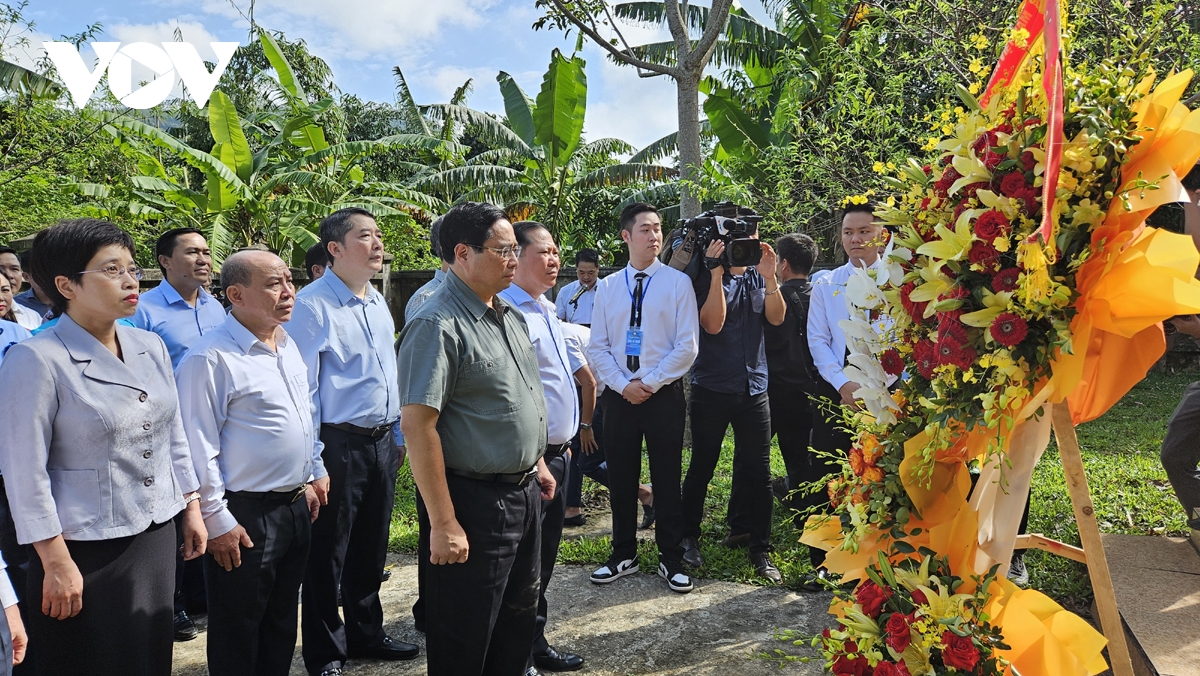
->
xmin=625 ymin=326 xmax=643 ymax=356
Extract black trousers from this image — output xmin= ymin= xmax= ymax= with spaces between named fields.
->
xmin=421 ymin=473 xmax=541 ymax=676
xmin=531 ymin=452 xmax=568 ymax=662
xmin=682 ymin=385 xmax=773 ymax=553
xmin=302 ymin=426 xmax=399 ymax=674
xmin=566 ymin=392 xmax=610 ymax=508
xmin=28 ymin=519 xmax=175 ymax=676
xmin=174 ymin=516 xmax=206 ymax=615
xmin=768 ymin=384 xmax=825 ymax=517
xmin=601 ymin=381 xmax=686 ymax=565
xmin=0 ymin=481 xmax=29 ymax=676
xmin=206 ymin=491 xmax=312 ymax=676
xmin=810 ymin=378 xmax=853 ymax=460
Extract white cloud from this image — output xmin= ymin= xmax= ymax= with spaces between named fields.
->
xmin=583 ymin=56 xmax=679 ymax=151
xmin=108 ymin=20 xmax=227 ymax=56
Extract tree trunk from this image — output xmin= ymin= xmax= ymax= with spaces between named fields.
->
xmin=675 ymin=72 xmax=702 ymax=219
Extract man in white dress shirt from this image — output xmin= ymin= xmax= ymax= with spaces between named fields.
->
xmin=498 ymin=222 xmax=585 ymax=675
xmin=554 ymin=248 xmax=599 ymax=326
xmin=176 ymin=251 xmax=321 ymax=676
xmin=587 ymin=203 xmax=699 ymax=593
xmin=807 ymin=201 xmax=884 ymax=491
xmin=0 ymin=248 xmax=41 ymax=330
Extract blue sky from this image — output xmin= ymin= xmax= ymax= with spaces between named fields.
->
xmin=20 ymin=1 xmax=773 ymax=149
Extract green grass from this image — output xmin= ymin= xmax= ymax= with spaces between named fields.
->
xmin=389 ymin=368 xmax=1199 ymax=608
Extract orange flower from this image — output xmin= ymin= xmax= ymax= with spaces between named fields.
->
xmin=828 ymin=480 xmax=844 ymax=509
xmin=850 ymin=489 xmax=869 ymax=506
xmin=861 ymin=434 xmax=883 ymax=464
xmin=863 ymin=466 xmax=885 ymax=483
xmin=849 ymin=447 xmax=867 ymax=476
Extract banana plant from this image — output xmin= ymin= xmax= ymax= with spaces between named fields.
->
xmin=412 ymin=48 xmax=674 ymax=245
xmin=71 ymin=29 xmax=455 ymax=265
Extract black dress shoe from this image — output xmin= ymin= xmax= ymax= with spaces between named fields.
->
xmin=533 ymin=645 xmax=584 ymax=671
xmin=770 ymin=476 xmax=791 ymax=503
xmin=681 ymin=536 xmax=703 ymax=568
xmin=798 ymin=567 xmax=831 ymax=592
xmin=638 ymin=503 xmax=655 ymax=529
xmin=349 ymin=636 xmax=419 ymax=661
xmin=381 ymin=568 xmax=392 ymax=582
xmin=750 ymin=551 xmax=782 ymax=584
xmin=173 ymin=611 xmax=198 ymax=642
xmin=563 ymin=513 xmax=587 ymax=527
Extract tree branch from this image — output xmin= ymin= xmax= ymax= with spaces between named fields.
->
xmin=687 ymin=0 xmax=733 ymax=73
xmin=663 ymin=0 xmax=693 ymax=65
xmin=548 ymin=0 xmax=677 ymax=77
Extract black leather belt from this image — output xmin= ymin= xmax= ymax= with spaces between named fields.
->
xmin=447 ymin=466 xmax=538 ymax=486
xmin=324 ymin=422 xmax=391 ymax=439
xmin=544 ymin=442 xmax=570 ymax=458
xmin=227 ymin=485 xmax=308 ymax=503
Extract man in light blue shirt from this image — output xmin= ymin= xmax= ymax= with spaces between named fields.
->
xmin=285 ymin=208 xmax=417 ymax=675
xmin=131 ymin=228 xmax=225 ymax=369
xmin=128 ymin=227 xmax=225 ymax=641
xmin=498 ymin=221 xmax=585 ymax=675
xmin=404 ymin=217 xmax=447 ymax=323
xmin=176 ymin=251 xmax=321 ymax=676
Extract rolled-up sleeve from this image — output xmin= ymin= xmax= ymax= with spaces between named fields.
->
xmin=176 ymin=353 xmax=238 ymax=538
xmin=0 ymin=344 xmax=63 ymax=544
xmin=396 ymin=317 xmax=456 ymax=412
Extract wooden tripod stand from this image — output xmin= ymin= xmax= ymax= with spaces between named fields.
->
xmin=1012 ymin=404 xmax=1135 ymax=676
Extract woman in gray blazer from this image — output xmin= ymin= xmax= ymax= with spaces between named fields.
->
xmin=0 ymin=220 xmax=207 ymax=676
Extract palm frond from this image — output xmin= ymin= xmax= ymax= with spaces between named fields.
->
xmin=576 ymin=163 xmax=676 ymax=189
xmin=0 ymin=59 xmax=62 ymax=99
xmin=423 ymin=104 xmax=533 ymax=154
xmin=409 ymin=165 xmax=525 ymax=195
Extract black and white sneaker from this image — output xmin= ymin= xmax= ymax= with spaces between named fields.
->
xmin=590 ymin=558 xmax=639 ymax=584
xmin=658 ymin=563 xmax=694 ymax=593
xmin=1007 ymin=554 xmax=1029 ymax=587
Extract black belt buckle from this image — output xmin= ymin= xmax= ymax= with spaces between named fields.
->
xmin=544 ymin=442 xmax=569 ymax=458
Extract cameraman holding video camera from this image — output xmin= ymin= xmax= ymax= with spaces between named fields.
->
xmin=678 ymin=211 xmax=786 ymax=583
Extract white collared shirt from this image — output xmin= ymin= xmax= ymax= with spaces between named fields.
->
xmin=11 ymin=303 xmax=42 ymax=331
xmin=587 ymin=258 xmax=699 ymax=394
xmin=807 ymin=258 xmax=883 ymax=391
xmin=555 ymin=279 xmax=596 ymax=325
xmin=176 ymin=313 xmax=317 ymax=538
xmin=498 ymin=284 xmax=580 ymax=445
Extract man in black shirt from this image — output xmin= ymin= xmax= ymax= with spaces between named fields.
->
xmin=679 ymin=226 xmax=786 ymax=583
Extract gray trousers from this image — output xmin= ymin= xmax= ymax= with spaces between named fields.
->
xmin=1162 ymin=381 xmax=1200 ymax=529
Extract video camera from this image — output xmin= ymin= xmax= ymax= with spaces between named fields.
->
xmin=667 ymin=201 xmax=764 ymax=272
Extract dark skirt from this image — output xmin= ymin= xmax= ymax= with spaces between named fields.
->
xmin=27 ymin=519 xmax=175 ymax=676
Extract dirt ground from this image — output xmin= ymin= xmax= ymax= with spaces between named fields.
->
xmin=171 ymin=551 xmax=832 ymax=675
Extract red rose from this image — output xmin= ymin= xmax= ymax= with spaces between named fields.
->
xmin=911 ymin=589 xmax=928 ymax=605
xmin=1000 ymin=171 xmax=1028 ymax=197
xmin=993 ymin=122 xmax=1013 ymax=134
xmin=1016 ymin=185 xmax=1041 ymax=216
xmin=880 ymin=349 xmax=904 ymax=376
xmin=922 ymin=165 xmax=932 ymax=175
xmin=968 ymin=240 xmax=1000 ymax=271
xmin=974 ymin=210 xmax=1010 ymax=241
xmin=992 ymin=267 xmax=1020 ymax=292
xmin=913 ymin=339 xmax=937 ymax=379
xmin=941 ymin=631 xmax=981 ymax=671
xmin=856 ymin=580 xmax=893 ymax=618
xmin=991 ymin=312 xmax=1029 ymax=348
xmin=833 ymin=653 xmax=871 ymax=676
xmin=885 ymin=612 xmax=915 ymax=653
xmin=1021 ymin=151 xmax=1037 ymax=171
xmin=873 ymin=661 xmax=911 ymax=676
xmin=934 ymin=167 xmax=962 ymax=197
xmin=982 ymin=150 xmax=1005 ymax=171
xmin=900 ymin=282 xmax=928 ymax=321
xmin=971 ymin=131 xmax=998 ymax=155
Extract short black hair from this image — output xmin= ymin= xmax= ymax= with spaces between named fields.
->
xmin=1184 ymin=162 xmax=1200 ymax=192
xmin=575 ymin=249 xmax=599 ymax=266
xmin=428 ymin=217 xmax=444 ymax=258
xmin=155 ymin=227 xmax=205 ymax=272
xmin=619 ymin=203 xmax=659 ymax=232
xmin=512 ymin=220 xmax=550 ymax=250
xmin=438 ymin=202 xmax=509 ymax=264
xmin=319 ymin=207 xmax=376 ymax=267
xmin=304 ymin=243 xmax=328 ymax=278
xmin=18 ymin=250 xmax=32 ymax=270
xmin=840 ymin=201 xmax=879 ymax=224
xmin=775 ymin=233 xmax=819 ymax=276
xmin=0 ymin=246 xmax=16 ymax=258
xmin=30 ymin=219 xmax=136 ymax=315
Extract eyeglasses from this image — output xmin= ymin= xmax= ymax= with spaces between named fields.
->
xmin=470 ymin=244 xmax=522 ymax=260
xmin=80 ymin=264 xmax=144 ymax=281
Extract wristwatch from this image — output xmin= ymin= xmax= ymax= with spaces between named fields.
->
xmin=580 ymin=422 xmax=592 ymax=430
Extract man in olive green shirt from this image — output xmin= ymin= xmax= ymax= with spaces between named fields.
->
xmin=398 ymin=202 xmax=554 ymax=676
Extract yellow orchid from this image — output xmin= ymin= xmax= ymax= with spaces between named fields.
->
xmin=960 ymin=289 xmax=1015 ymax=328
xmin=914 ymin=578 xmax=975 ymax=624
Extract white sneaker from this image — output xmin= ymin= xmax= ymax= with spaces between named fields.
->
xmin=590 ymin=558 xmax=639 ymax=584
xmin=658 ymin=563 xmax=694 ymax=593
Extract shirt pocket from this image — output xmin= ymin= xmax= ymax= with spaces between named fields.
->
xmin=751 ymin=287 xmax=766 ymax=314
xmin=48 ymin=468 xmax=100 ymax=534
xmin=459 ymin=358 xmax=526 ymax=416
